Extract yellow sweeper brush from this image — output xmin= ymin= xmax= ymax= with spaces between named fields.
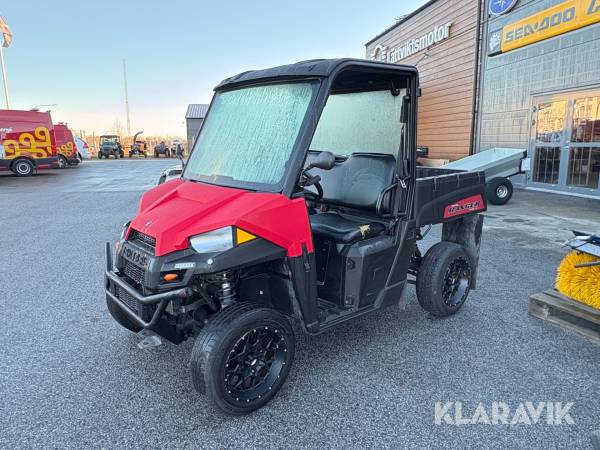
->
xmin=556 ymin=250 xmax=600 ymax=309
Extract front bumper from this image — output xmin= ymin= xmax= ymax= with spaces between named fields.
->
xmin=104 ymin=243 xmax=192 ymax=329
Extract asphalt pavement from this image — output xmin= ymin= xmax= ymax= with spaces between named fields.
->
xmin=1 ymin=160 xmax=599 ymax=449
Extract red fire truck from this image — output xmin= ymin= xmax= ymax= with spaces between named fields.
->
xmin=0 ymin=110 xmax=59 ymax=176
xmin=54 ymin=123 xmax=80 ymax=168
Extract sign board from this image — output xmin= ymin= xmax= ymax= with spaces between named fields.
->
xmin=371 ymin=22 xmax=452 ymax=63
xmin=489 ymin=0 xmax=600 ymax=55
xmin=489 ymin=0 xmax=519 ymax=16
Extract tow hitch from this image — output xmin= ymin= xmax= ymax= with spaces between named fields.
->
xmin=137 ymin=329 xmax=163 ymax=349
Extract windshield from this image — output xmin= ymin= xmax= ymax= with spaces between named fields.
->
xmin=184 ymin=81 xmax=317 ymax=190
xmin=101 ymin=137 xmax=118 ymax=145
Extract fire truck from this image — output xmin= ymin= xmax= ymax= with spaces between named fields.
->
xmin=0 ymin=110 xmax=59 ymax=176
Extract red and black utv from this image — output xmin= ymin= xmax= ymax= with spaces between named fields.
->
xmin=105 ymin=59 xmax=486 ymax=415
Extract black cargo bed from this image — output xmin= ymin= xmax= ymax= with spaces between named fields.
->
xmin=414 ymin=166 xmax=486 ymax=227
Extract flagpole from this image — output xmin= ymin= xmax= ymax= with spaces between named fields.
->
xmin=0 ymin=44 xmax=9 ymax=109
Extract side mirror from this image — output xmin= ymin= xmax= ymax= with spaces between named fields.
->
xmin=306 ymin=151 xmax=335 ymax=171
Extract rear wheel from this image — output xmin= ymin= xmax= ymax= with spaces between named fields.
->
xmin=416 ymin=242 xmax=472 ymax=317
xmin=57 ymin=155 xmax=67 ymax=169
xmin=485 ymin=177 xmax=513 ymax=205
xmin=106 ymin=296 xmax=143 ymax=333
xmin=191 ymin=302 xmax=295 ymax=415
xmin=11 ymin=158 xmax=34 ymax=177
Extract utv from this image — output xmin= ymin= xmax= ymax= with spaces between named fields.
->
xmin=98 ymin=135 xmax=124 ymax=159
xmin=105 ymin=59 xmax=486 ymax=415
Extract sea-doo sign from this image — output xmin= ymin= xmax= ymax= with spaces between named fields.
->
xmin=371 ymin=22 xmax=452 ymax=63
xmin=489 ymin=0 xmax=600 ymax=55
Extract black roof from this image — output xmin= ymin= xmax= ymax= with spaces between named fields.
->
xmin=214 ymin=58 xmax=416 ymax=91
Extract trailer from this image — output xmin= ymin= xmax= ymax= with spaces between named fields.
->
xmin=442 ymin=148 xmax=527 ymax=205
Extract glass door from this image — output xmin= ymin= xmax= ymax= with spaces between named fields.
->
xmin=529 ymin=90 xmax=600 ymax=197
xmin=567 ymin=96 xmax=600 ymax=194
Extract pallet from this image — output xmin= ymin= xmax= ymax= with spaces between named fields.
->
xmin=529 ymin=289 xmax=600 ymax=344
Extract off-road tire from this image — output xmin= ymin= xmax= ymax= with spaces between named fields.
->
xmin=106 ymin=296 xmax=143 ymax=333
xmin=57 ymin=155 xmax=67 ymax=169
xmin=11 ymin=158 xmax=34 ymax=177
xmin=416 ymin=242 xmax=472 ymax=317
xmin=485 ymin=177 xmax=513 ymax=205
xmin=191 ymin=302 xmax=295 ymax=415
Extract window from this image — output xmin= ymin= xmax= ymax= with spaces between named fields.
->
xmin=310 ymin=89 xmax=405 ymax=156
xmin=184 ymin=82 xmax=317 ymax=190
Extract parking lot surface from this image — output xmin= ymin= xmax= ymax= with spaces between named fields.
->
xmin=1 ymin=160 xmax=599 ymax=449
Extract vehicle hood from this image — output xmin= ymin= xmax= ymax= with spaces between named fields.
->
xmin=129 ymin=179 xmax=312 ymax=257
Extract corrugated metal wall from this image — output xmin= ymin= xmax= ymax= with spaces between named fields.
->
xmin=477 ymin=0 xmax=600 ymax=151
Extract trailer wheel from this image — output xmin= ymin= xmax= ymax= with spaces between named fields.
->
xmin=485 ymin=177 xmax=513 ymax=205
xmin=191 ymin=302 xmax=295 ymax=415
xmin=11 ymin=158 xmax=35 ymax=177
xmin=106 ymin=296 xmax=143 ymax=333
xmin=416 ymin=242 xmax=472 ymax=317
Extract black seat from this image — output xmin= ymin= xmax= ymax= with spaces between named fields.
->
xmin=306 ymin=152 xmax=396 ymax=244
xmin=310 ymin=212 xmax=386 ymax=244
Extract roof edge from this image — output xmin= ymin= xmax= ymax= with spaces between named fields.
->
xmin=364 ymin=0 xmax=440 ymax=47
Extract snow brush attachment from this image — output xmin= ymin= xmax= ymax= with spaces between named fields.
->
xmin=556 ymin=251 xmax=600 ymax=309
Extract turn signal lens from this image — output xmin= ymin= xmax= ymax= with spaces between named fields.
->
xmin=163 ymin=273 xmax=179 ymax=282
xmin=236 ymin=228 xmax=256 ymax=245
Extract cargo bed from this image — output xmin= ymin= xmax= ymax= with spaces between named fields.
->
xmin=414 ymin=166 xmax=486 ymax=227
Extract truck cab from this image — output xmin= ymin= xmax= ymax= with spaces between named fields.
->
xmin=0 ymin=109 xmax=59 ymax=176
xmin=105 ymin=59 xmax=486 ymax=415
xmin=53 ymin=123 xmax=80 ymax=168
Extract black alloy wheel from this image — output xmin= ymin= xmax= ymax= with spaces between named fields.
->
xmin=191 ymin=302 xmax=295 ymax=415
xmin=442 ymin=257 xmax=471 ymax=307
xmin=416 ymin=241 xmax=473 ymax=317
xmin=224 ymin=326 xmax=288 ymax=403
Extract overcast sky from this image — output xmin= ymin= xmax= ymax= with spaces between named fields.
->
xmin=1 ymin=0 xmax=427 ymax=136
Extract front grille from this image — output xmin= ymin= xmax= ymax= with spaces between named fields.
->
xmin=115 ymin=286 xmax=138 ymax=313
xmin=123 ymin=261 xmax=145 ymax=285
xmin=128 ymin=229 xmax=156 ymax=253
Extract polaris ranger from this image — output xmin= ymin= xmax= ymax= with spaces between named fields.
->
xmin=98 ymin=135 xmax=124 ymax=159
xmin=105 ymin=59 xmax=486 ymax=415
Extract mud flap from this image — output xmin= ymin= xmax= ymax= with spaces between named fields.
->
xmin=442 ymin=214 xmax=484 ymax=289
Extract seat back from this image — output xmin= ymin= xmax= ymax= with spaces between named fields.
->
xmin=305 ymin=152 xmax=396 ymax=211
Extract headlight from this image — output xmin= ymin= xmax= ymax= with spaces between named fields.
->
xmin=190 ymin=227 xmax=234 ymax=254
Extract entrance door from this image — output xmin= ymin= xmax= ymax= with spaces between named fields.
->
xmin=530 ymin=90 xmax=600 ymax=197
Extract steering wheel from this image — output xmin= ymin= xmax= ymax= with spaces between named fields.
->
xmin=301 ymin=172 xmax=323 ymax=201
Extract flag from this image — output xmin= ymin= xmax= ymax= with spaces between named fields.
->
xmin=0 ymin=16 xmax=12 ymax=48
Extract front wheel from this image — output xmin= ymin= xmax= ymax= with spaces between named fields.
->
xmin=191 ymin=302 xmax=295 ymax=415
xmin=416 ymin=242 xmax=472 ymax=317
xmin=12 ymin=158 xmax=35 ymax=176
xmin=486 ymin=177 xmax=513 ymax=205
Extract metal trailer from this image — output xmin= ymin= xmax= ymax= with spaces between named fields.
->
xmin=442 ymin=148 xmax=527 ymax=205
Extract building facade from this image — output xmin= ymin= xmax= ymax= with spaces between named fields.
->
xmin=368 ymin=0 xmax=600 ymax=198
xmin=477 ymin=0 xmax=600 ymax=198
xmin=365 ymin=0 xmax=482 ymax=161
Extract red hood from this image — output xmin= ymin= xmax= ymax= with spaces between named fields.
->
xmin=129 ymin=179 xmax=313 ymax=257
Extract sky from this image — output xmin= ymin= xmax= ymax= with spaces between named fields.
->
xmin=1 ymin=0 xmax=427 ymax=137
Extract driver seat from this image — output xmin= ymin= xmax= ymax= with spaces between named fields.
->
xmin=307 ymin=152 xmax=396 ymax=244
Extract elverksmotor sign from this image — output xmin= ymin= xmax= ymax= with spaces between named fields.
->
xmin=371 ymin=22 xmax=452 ymax=63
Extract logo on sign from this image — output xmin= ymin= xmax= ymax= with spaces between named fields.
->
xmin=443 ymin=195 xmax=485 ymax=219
xmin=490 ymin=0 xmax=519 ymax=16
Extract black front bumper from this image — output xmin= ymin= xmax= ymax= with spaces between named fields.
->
xmin=105 ymin=243 xmax=191 ymax=329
